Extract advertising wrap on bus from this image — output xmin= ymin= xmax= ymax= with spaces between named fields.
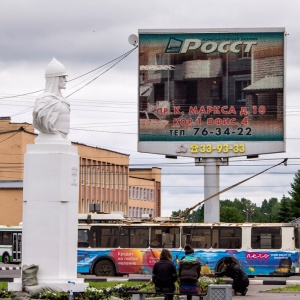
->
xmin=77 ymin=248 xmax=299 ymax=276
xmin=138 ymin=28 xmax=286 ymax=158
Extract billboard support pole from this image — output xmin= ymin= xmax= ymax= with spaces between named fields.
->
xmin=196 ymin=158 xmax=229 ymax=222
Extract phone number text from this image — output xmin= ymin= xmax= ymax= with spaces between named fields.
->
xmin=190 ymin=144 xmax=245 ymax=153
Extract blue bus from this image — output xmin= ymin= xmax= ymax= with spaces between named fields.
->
xmin=77 ymin=214 xmax=300 ymax=277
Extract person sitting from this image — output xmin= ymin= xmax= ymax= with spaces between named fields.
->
xmin=152 ymin=249 xmax=177 ymax=300
xmin=215 ymin=257 xmax=249 ymax=296
xmin=178 ymin=245 xmax=201 ymax=300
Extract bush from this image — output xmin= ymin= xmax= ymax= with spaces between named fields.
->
xmin=198 ymin=276 xmax=226 ymax=293
xmin=0 ymin=289 xmax=13 ymax=298
xmin=38 ymin=282 xmax=149 ymax=300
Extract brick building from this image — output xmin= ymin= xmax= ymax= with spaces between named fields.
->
xmin=0 ymin=117 xmax=161 ymax=225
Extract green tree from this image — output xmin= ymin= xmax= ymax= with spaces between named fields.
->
xmin=289 ymin=170 xmax=300 ymax=219
xmin=276 ymin=195 xmax=293 ymax=222
xmin=220 ymin=206 xmax=244 ymax=222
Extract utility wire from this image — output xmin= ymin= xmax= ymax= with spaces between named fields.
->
xmin=0 ymin=46 xmax=137 ymax=101
xmin=179 ymin=158 xmax=288 ymax=218
xmin=66 ymin=46 xmax=137 ymax=98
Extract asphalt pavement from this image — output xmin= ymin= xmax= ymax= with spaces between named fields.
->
xmin=1 ymin=263 xmax=300 ymax=299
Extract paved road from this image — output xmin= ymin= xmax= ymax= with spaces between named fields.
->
xmin=1 ymin=263 xmax=300 ymax=299
xmin=239 ymin=284 xmax=299 ymax=300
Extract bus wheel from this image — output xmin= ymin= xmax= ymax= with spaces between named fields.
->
xmin=94 ymin=260 xmax=116 ymax=276
xmin=2 ymin=253 xmax=10 ymax=264
xmin=215 ymin=257 xmax=239 ymax=273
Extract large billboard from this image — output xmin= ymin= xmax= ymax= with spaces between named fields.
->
xmin=138 ymin=28 xmax=285 ymax=158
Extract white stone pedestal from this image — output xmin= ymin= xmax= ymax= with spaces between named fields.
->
xmin=9 ymin=135 xmax=87 ymax=292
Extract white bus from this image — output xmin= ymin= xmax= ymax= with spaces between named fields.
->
xmin=77 ymin=214 xmax=300 ymax=277
xmin=0 ymin=225 xmax=22 ymax=264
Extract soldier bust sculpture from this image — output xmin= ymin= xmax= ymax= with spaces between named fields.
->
xmin=33 ymin=58 xmax=70 ymax=138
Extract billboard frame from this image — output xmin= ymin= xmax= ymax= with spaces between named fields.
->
xmin=138 ymin=28 xmax=286 ymax=158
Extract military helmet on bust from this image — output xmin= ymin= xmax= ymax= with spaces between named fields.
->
xmin=45 ymin=57 xmax=67 ymax=78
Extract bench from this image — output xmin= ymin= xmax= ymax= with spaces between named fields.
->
xmin=127 ymin=290 xmax=207 ymax=300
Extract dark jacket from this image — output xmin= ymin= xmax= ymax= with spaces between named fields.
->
xmin=152 ymin=258 xmax=177 ymax=288
xmin=216 ymin=262 xmax=249 ymax=289
xmin=178 ymin=255 xmax=201 ymax=286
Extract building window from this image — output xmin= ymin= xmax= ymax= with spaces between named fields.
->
xmin=115 ymin=172 xmax=119 ymax=190
xmin=120 ymin=172 xmax=122 ymax=190
xmin=124 ymin=172 xmax=127 ymax=191
xmin=140 ymin=72 xmax=145 ymax=83
xmin=106 ymin=169 xmax=109 ymax=188
xmin=102 ymin=169 xmax=105 ymax=188
xmin=97 ymin=167 xmax=100 ymax=187
xmin=92 ymin=166 xmax=95 ymax=186
xmin=156 ymin=53 xmax=167 ymax=65
xmin=86 ymin=166 xmax=90 ymax=186
xmin=110 ymin=171 xmax=114 ymax=189
xmin=81 ymin=199 xmax=84 ymax=213
xmin=81 ymin=166 xmax=85 ymax=185
xmin=235 ymin=79 xmax=251 ymax=102
xmin=87 ymin=200 xmax=90 ymax=212
xmin=237 ymin=44 xmax=252 ymax=59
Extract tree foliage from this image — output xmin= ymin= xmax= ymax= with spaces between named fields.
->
xmin=289 ymin=170 xmax=300 ymax=219
xmin=171 ymin=169 xmax=300 ymax=223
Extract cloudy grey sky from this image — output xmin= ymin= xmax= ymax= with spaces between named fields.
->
xmin=1 ymin=0 xmax=300 ymax=216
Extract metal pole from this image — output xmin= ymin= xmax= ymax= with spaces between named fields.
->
xmin=203 ymin=158 xmax=220 ymax=223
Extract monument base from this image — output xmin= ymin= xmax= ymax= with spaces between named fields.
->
xmin=16 ymin=136 xmax=83 ymax=292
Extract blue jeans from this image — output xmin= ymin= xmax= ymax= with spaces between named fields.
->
xmin=155 ymin=285 xmax=175 ymax=300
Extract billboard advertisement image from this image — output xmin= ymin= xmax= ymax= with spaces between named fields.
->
xmin=138 ymin=28 xmax=285 ymax=158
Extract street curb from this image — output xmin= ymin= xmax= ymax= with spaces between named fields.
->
xmin=84 ymin=278 xmax=300 ymax=285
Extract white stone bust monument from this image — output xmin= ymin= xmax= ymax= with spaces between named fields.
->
xmin=33 ymin=58 xmax=70 ymax=140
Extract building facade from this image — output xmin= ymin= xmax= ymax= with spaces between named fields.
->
xmin=128 ymin=167 xmax=161 ymax=218
xmin=0 ymin=117 xmax=161 ymax=225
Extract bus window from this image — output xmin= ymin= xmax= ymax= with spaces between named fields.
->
xmin=251 ymin=227 xmax=281 ymax=249
xmin=90 ymin=226 xmax=119 ymax=248
xmin=295 ymin=227 xmax=300 ymax=248
xmin=182 ymin=227 xmax=211 ymax=249
xmin=150 ymin=226 xmax=180 ymax=248
xmin=212 ymin=227 xmax=242 ymax=249
xmin=78 ymin=229 xmax=89 ymax=248
xmin=120 ymin=227 xmax=149 ymax=248
xmin=0 ymin=232 xmax=12 ymax=245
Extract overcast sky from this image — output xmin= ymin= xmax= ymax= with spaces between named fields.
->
xmin=1 ymin=0 xmax=300 ymax=216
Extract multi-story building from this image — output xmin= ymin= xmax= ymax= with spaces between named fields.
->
xmin=0 ymin=117 xmax=161 ymax=225
xmin=128 ymin=167 xmax=161 ymax=218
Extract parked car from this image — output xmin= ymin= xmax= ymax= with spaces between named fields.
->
xmin=139 ymin=111 xmax=169 ymax=130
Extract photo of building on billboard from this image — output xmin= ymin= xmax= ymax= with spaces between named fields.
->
xmin=138 ymin=28 xmax=285 ymax=158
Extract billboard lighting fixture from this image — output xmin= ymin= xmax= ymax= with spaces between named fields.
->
xmin=166 ymin=155 xmax=177 ymax=159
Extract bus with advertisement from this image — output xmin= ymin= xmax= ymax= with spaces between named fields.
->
xmin=77 ymin=213 xmax=300 ymax=277
xmin=0 ymin=225 xmax=22 ymax=264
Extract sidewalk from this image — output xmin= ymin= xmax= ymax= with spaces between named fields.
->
xmin=243 ymin=284 xmax=300 ymax=299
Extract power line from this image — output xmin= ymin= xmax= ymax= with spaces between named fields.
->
xmin=0 ymin=46 xmax=137 ymax=102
